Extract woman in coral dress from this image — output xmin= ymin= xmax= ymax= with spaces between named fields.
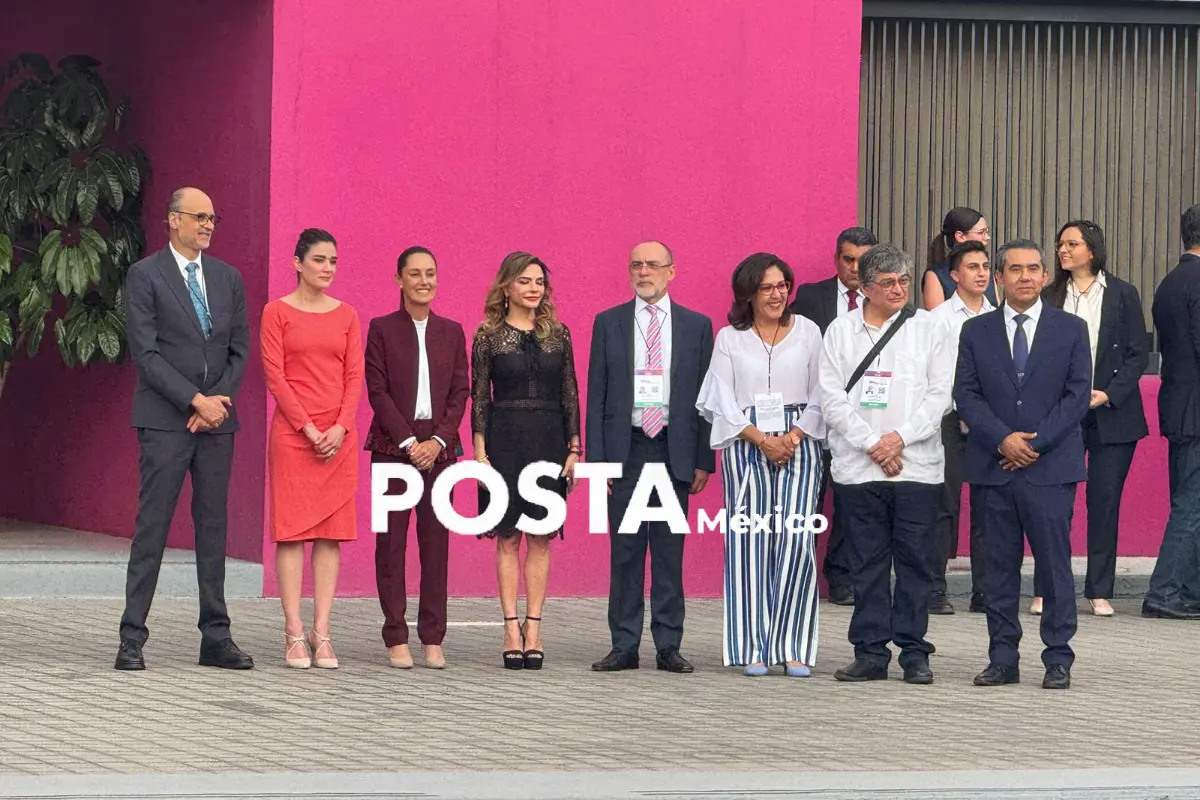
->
xmin=261 ymin=228 xmax=364 ymax=670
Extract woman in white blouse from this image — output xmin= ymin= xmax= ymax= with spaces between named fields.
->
xmin=696 ymin=253 xmax=827 ymax=677
xmin=1035 ymin=220 xmax=1149 ymax=617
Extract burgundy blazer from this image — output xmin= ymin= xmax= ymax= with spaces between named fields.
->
xmin=363 ymin=308 xmax=469 ymax=460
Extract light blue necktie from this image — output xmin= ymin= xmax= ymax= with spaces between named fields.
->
xmin=185 ymin=262 xmax=212 ymax=339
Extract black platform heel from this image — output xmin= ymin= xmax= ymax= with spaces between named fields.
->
xmin=522 ymin=616 xmax=544 ymax=670
xmin=503 ymin=616 xmax=524 ymax=670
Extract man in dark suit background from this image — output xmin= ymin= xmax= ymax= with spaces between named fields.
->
xmin=1143 ymin=204 xmax=1200 ymax=620
xmin=789 ymin=226 xmax=878 ymax=605
xmin=954 ymin=238 xmax=1091 ymax=690
xmin=116 ymin=187 xmax=252 ymax=671
xmin=587 ymin=241 xmax=715 ymax=674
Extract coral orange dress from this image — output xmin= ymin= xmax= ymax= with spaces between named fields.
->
xmin=261 ymin=299 xmax=364 ymax=543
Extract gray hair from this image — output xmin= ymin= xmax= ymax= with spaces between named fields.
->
xmin=167 ymin=188 xmax=185 ymax=215
xmin=996 ymin=238 xmax=1045 ymax=270
xmin=858 ymin=243 xmax=913 ymax=287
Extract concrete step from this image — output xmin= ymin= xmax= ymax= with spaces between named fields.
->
xmin=0 ymin=518 xmax=263 ymax=599
xmin=942 ymin=555 xmax=1155 ymax=598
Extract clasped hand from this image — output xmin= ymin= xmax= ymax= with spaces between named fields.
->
xmin=758 ymin=428 xmax=805 ymax=466
xmin=407 ymin=439 xmax=443 ymax=471
xmin=187 ymin=394 xmax=232 ymax=433
xmin=303 ymin=423 xmax=347 ymax=460
xmin=998 ymin=431 xmax=1038 ymax=471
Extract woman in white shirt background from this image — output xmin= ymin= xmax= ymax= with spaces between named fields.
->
xmin=696 ymin=253 xmax=827 ymax=677
xmin=1037 ymin=220 xmax=1149 ymax=617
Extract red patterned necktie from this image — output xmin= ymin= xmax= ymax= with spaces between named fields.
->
xmin=642 ymin=305 xmax=664 ymax=438
xmin=847 ymin=290 xmax=858 ymax=310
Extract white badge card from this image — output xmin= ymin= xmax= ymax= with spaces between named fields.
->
xmin=634 ymin=369 xmax=665 ymax=408
xmin=754 ymin=392 xmax=786 ymax=433
xmin=859 ymin=370 xmax=892 ymax=409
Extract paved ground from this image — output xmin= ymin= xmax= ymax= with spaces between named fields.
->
xmin=2 ymin=595 xmax=1199 ymax=786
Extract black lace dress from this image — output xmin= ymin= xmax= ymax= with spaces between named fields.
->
xmin=471 ymin=321 xmax=581 ymax=539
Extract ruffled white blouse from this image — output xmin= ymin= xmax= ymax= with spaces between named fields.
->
xmin=695 ymin=318 xmax=826 ymax=450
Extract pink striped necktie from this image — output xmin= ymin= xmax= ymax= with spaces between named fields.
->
xmin=643 ymin=305 xmax=664 ymax=438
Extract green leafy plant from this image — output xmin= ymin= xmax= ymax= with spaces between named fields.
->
xmin=0 ymin=53 xmax=150 ymax=401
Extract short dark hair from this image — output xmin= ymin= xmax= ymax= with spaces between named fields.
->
xmin=727 ymin=253 xmax=794 ymax=330
xmin=1182 ymin=205 xmax=1200 ymax=251
xmin=947 ymin=240 xmax=989 ymax=271
xmin=996 ymin=238 xmax=1045 ymax=271
xmin=836 ymin=227 xmax=878 ymax=252
xmin=398 ymin=245 xmax=435 ymax=274
xmin=294 ymin=228 xmax=336 ymax=261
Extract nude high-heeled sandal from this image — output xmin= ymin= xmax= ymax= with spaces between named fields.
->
xmin=285 ymin=633 xmax=311 ymax=669
xmin=307 ymin=629 xmax=339 ymax=669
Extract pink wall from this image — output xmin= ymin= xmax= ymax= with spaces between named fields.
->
xmin=0 ymin=0 xmax=272 ymax=561
xmin=266 ymin=0 xmax=866 ymax=597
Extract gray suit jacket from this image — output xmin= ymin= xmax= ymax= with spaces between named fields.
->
xmin=124 ymin=246 xmax=250 ymax=433
xmin=586 ymin=298 xmax=716 ymax=483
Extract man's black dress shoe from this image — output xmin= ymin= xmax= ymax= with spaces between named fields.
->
xmin=928 ymin=592 xmax=955 ymax=615
xmin=968 ymin=593 xmax=986 ymax=613
xmin=199 ymin=637 xmax=255 ymax=670
xmin=590 ymin=650 xmax=639 ymax=671
xmin=973 ymin=663 xmax=1019 ymax=686
xmin=1141 ymin=600 xmax=1200 ymax=620
xmin=1042 ymin=664 xmax=1071 ymax=689
xmin=833 ymin=659 xmax=887 ymax=682
xmin=655 ymin=650 xmax=694 ymax=673
xmin=827 ymin=586 xmax=854 ymax=606
xmin=114 ymin=639 xmax=145 ymax=671
xmin=903 ymin=660 xmax=933 ymax=684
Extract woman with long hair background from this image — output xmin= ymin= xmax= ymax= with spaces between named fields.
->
xmin=922 ymin=206 xmax=998 ymax=309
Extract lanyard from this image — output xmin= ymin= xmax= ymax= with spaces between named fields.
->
xmin=753 ymin=321 xmax=782 ymax=393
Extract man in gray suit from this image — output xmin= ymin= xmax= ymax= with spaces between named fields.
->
xmin=115 ymin=187 xmax=253 ymax=670
xmin=587 ymin=241 xmax=715 ymax=674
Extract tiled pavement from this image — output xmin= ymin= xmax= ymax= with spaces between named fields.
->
xmin=2 ymin=596 xmax=1199 ymax=781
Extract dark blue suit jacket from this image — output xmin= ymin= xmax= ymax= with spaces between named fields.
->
xmin=954 ymin=302 xmax=1091 ymax=486
xmin=586 ymin=298 xmax=716 ymax=483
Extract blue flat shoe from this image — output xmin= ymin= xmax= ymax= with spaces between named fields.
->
xmin=786 ymin=664 xmax=812 ymax=678
xmin=744 ymin=664 xmax=769 ymax=676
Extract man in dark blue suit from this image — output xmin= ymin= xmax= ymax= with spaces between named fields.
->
xmin=954 ymin=238 xmax=1091 ymax=690
xmin=587 ymin=241 xmax=715 ymax=674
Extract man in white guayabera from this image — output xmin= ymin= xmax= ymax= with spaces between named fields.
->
xmin=819 ymin=243 xmax=953 ymax=686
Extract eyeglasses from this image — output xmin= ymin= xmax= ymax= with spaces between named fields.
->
xmin=1056 ymin=240 xmax=1084 ymax=251
xmin=870 ymin=275 xmax=912 ymax=290
xmin=757 ymin=280 xmax=792 ymax=296
xmin=968 ymin=226 xmax=990 ymax=237
xmin=630 ymin=261 xmax=673 ymax=272
xmin=173 ymin=210 xmax=221 ymax=226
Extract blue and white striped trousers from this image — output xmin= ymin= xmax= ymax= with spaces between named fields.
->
xmin=721 ymin=406 xmax=824 ymax=667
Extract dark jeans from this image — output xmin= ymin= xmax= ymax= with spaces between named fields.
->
xmin=1145 ymin=436 xmax=1200 ymax=607
xmin=838 ymin=481 xmax=941 ymax=669
xmin=817 ymin=448 xmax=852 ymax=593
xmin=936 ymin=411 xmax=985 ymax=596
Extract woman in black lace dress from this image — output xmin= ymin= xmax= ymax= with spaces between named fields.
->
xmin=471 ymin=251 xmax=581 ymax=670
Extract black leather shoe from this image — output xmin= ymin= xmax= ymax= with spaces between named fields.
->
xmin=590 ymin=650 xmax=639 ymax=671
xmin=827 ymin=586 xmax=854 ymax=606
xmin=114 ymin=639 xmax=145 ymax=671
xmin=973 ymin=663 xmax=1019 ymax=686
xmin=834 ymin=659 xmax=887 ymax=682
xmin=655 ymin=650 xmax=694 ymax=674
xmin=928 ymin=593 xmax=955 ymax=615
xmin=903 ymin=660 xmax=933 ymax=684
xmin=1043 ymin=664 xmax=1071 ymax=689
xmin=1141 ymin=600 xmax=1200 ymax=620
xmin=198 ymin=637 xmax=255 ymax=670
xmin=968 ymin=593 xmax=986 ymax=613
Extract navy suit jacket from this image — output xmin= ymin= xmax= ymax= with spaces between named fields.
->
xmin=586 ymin=298 xmax=716 ymax=483
xmin=954 ymin=303 xmax=1091 ymax=486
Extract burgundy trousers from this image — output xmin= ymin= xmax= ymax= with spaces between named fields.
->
xmin=372 ymin=442 xmax=451 ymax=647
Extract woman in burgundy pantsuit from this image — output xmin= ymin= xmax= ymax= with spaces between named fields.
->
xmin=364 ymin=246 xmax=470 ymax=669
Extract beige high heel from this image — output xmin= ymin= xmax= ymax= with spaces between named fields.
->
xmin=285 ymin=633 xmax=311 ymax=669
xmin=307 ymin=629 xmax=339 ymax=669
xmin=1090 ymin=599 xmax=1115 ymax=617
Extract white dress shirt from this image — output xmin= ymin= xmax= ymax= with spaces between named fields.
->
xmin=819 ymin=305 xmax=953 ymax=485
xmin=1065 ymin=271 xmax=1106 ymax=374
xmin=695 ymin=319 xmax=826 ymax=450
xmin=398 ymin=316 xmax=446 ymax=451
xmin=1003 ymin=297 xmax=1043 ymax=356
xmin=169 ymin=242 xmax=207 ymax=307
xmin=837 ymin=279 xmax=862 ymax=318
xmin=930 ymin=290 xmax=995 ymax=414
xmin=632 ymin=294 xmax=672 ymax=428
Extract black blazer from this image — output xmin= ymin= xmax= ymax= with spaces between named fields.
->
xmin=1043 ymin=273 xmax=1149 ymax=444
xmin=586 ymin=298 xmax=716 ymax=482
xmin=788 ymin=276 xmax=839 ymax=334
xmin=954 ymin=304 xmax=1091 ymax=486
xmin=124 ymin=246 xmax=249 ymax=433
xmin=1153 ymin=253 xmax=1200 ymax=440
